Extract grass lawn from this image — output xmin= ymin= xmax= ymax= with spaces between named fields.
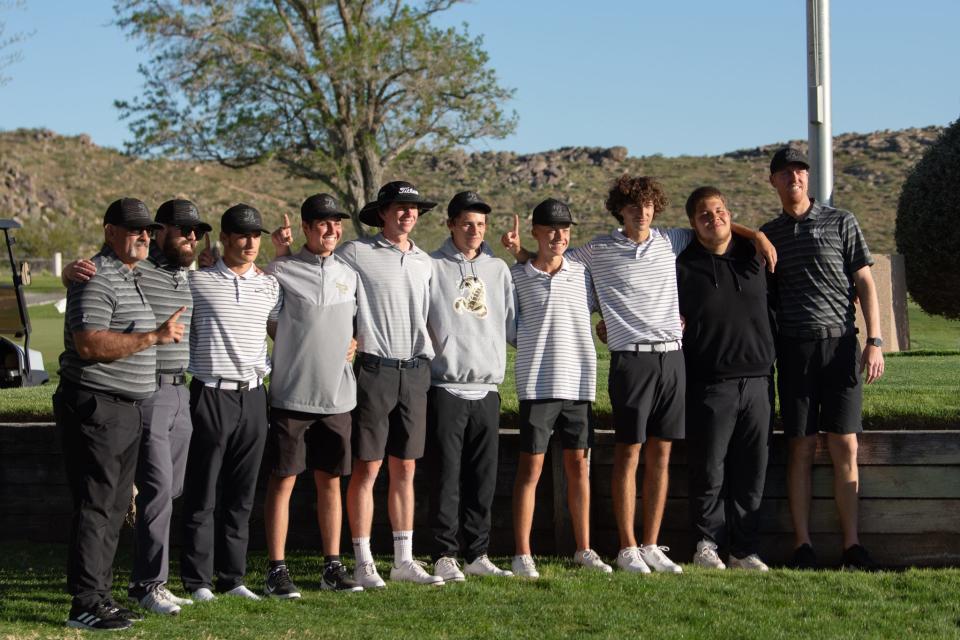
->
xmin=2 ymin=543 xmax=960 ymax=639
xmin=4 ymin=301 xmax=958 ymax=426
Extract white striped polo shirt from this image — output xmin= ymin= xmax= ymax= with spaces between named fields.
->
xmin=567 ymin=228 xmax=692 ymax=351
xmin=511 ymin=258 xmax=596 ymax=402
xmin=58 ymin=246 xmax=158 ymax=400
xmin=187 ymin=259 xmax=282 ymax=382
xmin=336 ymin=233 xmax=434 ymax=360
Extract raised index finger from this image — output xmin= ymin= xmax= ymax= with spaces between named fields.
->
xmin=513 ymin=213 xmax=519 ymax=235
xmin=168 ymin=305 xmax=187 ymax=322
xmin=283 ymin=213 xmax=291 ymax=229
xmin=204 ymin=234 xmax=211 ymax=251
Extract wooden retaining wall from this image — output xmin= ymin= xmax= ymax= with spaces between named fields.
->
xmin=2 ymin=424 xmax=958 ymax=568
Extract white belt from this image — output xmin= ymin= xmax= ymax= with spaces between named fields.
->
xmin=196 ymin=376 xmax=263 ymax=391
xmin=625 ymin=340 xmax=682 ymax=353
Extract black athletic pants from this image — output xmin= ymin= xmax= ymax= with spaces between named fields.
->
xmin=686 ymin=376 xmax=772 ymax=558
xmin=426 ymin=388 xmax=500 ymax=563
xmin=53 ymin=382 xmax=143 ymax=610
xmin=180 ymin=380 xmax=268 ymax=592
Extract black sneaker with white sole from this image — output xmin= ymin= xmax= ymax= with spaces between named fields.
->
xmin=102 ymin=599 xmax=144 ymax=622
xmin=66 ymin=602 xmax=133 ymax=631
xmin=264 ymin=564 xmax=302 ymax=599
xmin=322 ymin=562 xmax=364 ymax=592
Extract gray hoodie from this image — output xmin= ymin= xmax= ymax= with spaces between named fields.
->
xmin=428 ymin=238 xmax=517 ymax=392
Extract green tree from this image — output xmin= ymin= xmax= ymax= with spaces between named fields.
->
xmin=114 ymin=0 xmax=516 ymax=235
xmin=895 ymin=116 xmax=960 ymax=319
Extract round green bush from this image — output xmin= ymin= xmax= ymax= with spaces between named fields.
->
xmin=895 ymin=117 xmax=960 ymax=319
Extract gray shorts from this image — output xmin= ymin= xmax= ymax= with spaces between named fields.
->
xmin=352 ymin=354 xmax=431 ymax=461
xmin=519 ymin=399 xmax=593 ymax=454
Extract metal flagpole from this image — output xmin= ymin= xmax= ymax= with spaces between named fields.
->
xmin=807 ymin=0 xmax=833 ymax=205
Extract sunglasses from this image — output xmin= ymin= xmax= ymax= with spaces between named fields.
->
xmin=125 ymin=227 xmax=157 ymax=239
xmin=171 ymin=225 xmax=204 ymax=237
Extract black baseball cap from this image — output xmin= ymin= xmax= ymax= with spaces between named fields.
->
xmin=301 ymin=193 xmax=350 ymax=221
xmin=155 ymin=199 xmax=213 ymax=234
xmin=221 ymin=203 xmax=267 ymax=234
xmin=532 ymin=198 xmax=577 ymax=226
xmin=447 ymin=191 xmax=492 ymax=219
xmin=770 ymin=147 xmax=810 ymax=174
xmin=103 ymin=198 xmax=162 ymax=230
xmin=358 ymin=181 xmax=437 ymax=227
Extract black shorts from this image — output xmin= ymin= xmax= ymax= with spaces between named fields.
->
xmin=609 ymin=350 xmax=686 ymax=444
xmin=776 ymin=335 xmax=863 ymax=438
xmin=352 ymin=355 xmax=430 ymax=461
xmin=266 ymin=407 xmax=352 ymax=477
xmin=519 ymin=399 xmax=593 ymax=454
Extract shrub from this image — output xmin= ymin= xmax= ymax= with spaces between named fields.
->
xmin=895 ymin=117 xmax=960 ymax=319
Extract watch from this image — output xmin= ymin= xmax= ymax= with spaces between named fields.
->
xmin=866 ymin=337 xmax=884 ymax=348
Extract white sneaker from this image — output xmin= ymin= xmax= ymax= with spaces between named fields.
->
xmin=616 ymin=546 xmax=651 ymax=574
xmin=138 ymin=587 xmax=181 ymax=615
xmin=354 ymin=561 xmax=386 ymax=589
xmin=225 ymin=585 xmax=261 ymax=600
xmin=159 ymin=586 xmax=193 ymax=607
xmin=434 ymin=557 xmax=466 ymax=583
xmin=573 ymin=549 xmax=613 ymax=573
xmin=729 ymin=553 xmax=769 ymax=571
xmin=639 ymin=545 xmax=683 ymax=573
xmin=390 ymin=560 xmax=445 ymax=586
xmin=191 ymin=587 xmax=216 ymax=602
xmin=693 ymin=540 xmax=726 ymax=570
xmin=511 ymin=554 xmax=540 ymax=579
xmin=464 ymin=555 xmax=514 ymax=577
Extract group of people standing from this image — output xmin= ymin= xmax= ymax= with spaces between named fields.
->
xmin=53 ymin=145 xmax=884 ymax=631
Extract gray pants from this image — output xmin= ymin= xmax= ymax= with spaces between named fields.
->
xmin=128 ymin=382 xmax=193 ymax=598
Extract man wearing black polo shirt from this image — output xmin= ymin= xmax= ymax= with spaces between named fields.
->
xmin=761 ymin=147 xmax=885 ymax=569
xmin=54 ymin=198 xmax=186 ymax=630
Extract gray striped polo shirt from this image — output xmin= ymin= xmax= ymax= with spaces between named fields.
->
xmin=760 ymin=200 xmax=873 ymax=330
xmin=138 ymin=244 xmax=192 ymax=373
xmin=336 ymin=234 xmax=434 ymax=360
xmin=187 ymin=259 xmax=282 ymax=382
xmin=266 ymin=248 xmax=359 ymax=414
xmin=567 ymin=228 xmax=692 ymax=350
xmin=58 ymin=246 xmax=158 ymax=400
xmin=511 ymin=258 xmax=596 ymax=402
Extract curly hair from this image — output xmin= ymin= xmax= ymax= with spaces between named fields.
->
xmin=604 ymin=175 xmax=669 ymax=224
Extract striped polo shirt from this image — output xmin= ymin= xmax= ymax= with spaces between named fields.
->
xmin=567 ymin=228 xmax=692 ymax=350
xmin=336 ymin=233 xmax=434 ymax=360
xmin=187 ymin=259 xmax=282 ymax=382
xmin=760 ymin=200 xmax=873 ymax=330
xmin=137 ymin=244 xmax=192 ymax=373
xmin=511 ymin=258 xmax=596 ymax=401
xmin=58 ymin=245 xmax=158 ymax=400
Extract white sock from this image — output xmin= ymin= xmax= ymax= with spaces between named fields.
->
xmin=352 ymin=537 xmax=373 ymax=565
xmin=393 ymin=530 xmax=413 ymax=565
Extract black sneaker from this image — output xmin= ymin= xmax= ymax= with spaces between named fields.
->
xmin=103 ymin=599 xmax=144 ymax=622
xmin=841 ymin=544 xmax=878 ymax=571
xmin=264 ymin=564 xmax=302 ymax=599
xmin=66 ymin=602 xmax=133 ymax=631
xmin=789 ymin=543 xmax=818 ymax=570
xmin=322 ymin=562 xmax=364 ymax=592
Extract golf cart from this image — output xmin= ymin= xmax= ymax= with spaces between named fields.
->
xmin=0 ymin=219 xmax=48 ymax=387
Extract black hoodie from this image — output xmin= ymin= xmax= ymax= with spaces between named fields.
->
xmin=676 ymin=235 xmax=776 ymax=383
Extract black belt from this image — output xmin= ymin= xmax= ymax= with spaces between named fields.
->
xmin=359 ymin=353 xmax=423 ymax=369
xmin=778 ymin=326 xmax=857 ymax=339
xmin=157 ymin=372 xmax=187 ymax=386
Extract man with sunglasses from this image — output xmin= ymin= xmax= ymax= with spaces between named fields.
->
xmin=55 ymin=198 xmax=187 ymax=630
xmin=62 ymin=199 xmax=212 ymax=616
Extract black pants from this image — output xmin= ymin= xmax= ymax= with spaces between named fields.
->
xmin=686 ymin=376 xmax=771 ymax=557
xmin=425 ymin=388 xmax=500 ymax=563
xmin=53 ymin=383 xmax=143 ymax=610
xmin=180 ymin=381 xmax=268 ymax=592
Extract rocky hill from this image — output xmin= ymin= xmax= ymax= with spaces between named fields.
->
xmin=0 ymin=125 xmax=943 ymax=263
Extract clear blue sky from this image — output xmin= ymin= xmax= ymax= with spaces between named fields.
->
xmin=1 ymin=1 xmax=957 ymax=157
